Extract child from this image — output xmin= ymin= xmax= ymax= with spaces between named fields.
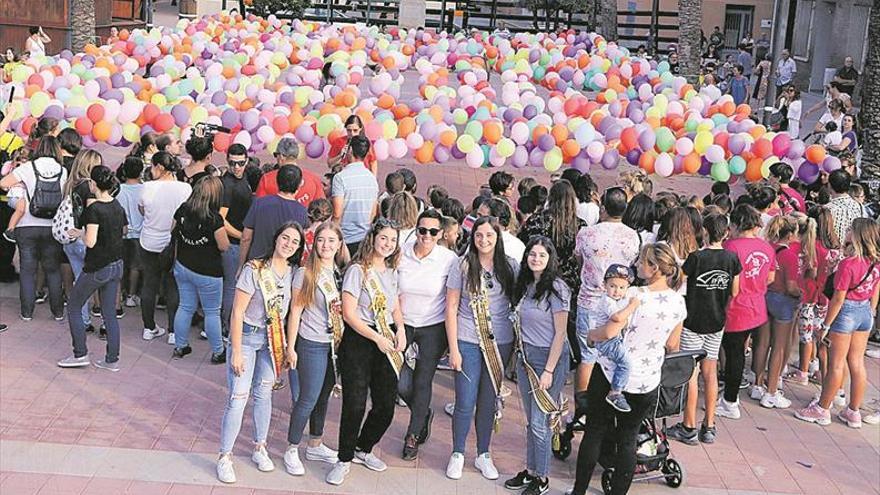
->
xmin=439 ymin=215 xmax=460 ymax=251
xmin=302 ymin=198 xmax=332 ymax=259
xmin=727 ymin=64 xmax=750 ymax=106
xmin=116 ymin=157 xmax=145 ymax=307
xmin=378 ymin=170 xmax=404 ymax=203
xmin=667 ymin=214 xmax=742 ymax=445
xmin=823 ymin=121 xmax=842 ymax=148
xmin=589 ymin=264 xmax=641 ymax=413
xmin=2 ymin=147 xmax=30 ymax=243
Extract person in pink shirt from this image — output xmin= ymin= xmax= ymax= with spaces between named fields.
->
xmin=716 ymin=205 xmax=776 ymax=420
xmin=796 ymin=218 xmax=880 ymax=428
xmin=770 ymin=162 xmax=806 ymax=214
xmin=757 ymin=215 xmax=802 ymax=409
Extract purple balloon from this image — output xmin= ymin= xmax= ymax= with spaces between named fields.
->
xmin=823 ymin=155 xmax=842 ymax=172
xmin=529 ymin=148 xmax=545 ymax=167
xmin=537 ymin=133 xmax=555 ymax=152
xmin=511 ymin=146 xmax=529 ymax=168
xmin=451 ymin=144 xmax=466 ymax=160
xmin=211 ymin=91 xmax=227 ymax=106
xmin=572 ymin=153 xmax=591 ymax=173
xmin=43 ymin=105 xmax=63 ymax=120
xmin=787 ymin=139 xmax=806 ymax=160
xmin=638 ymin=130 xmax=655 ymax=151
xmin=798 ymin=161 xmax=820 ymax=183
xmin=698 ymin=157 xmax=712 ymax=176
xmin=601 ymin=149 xmax=619 ymax=170
xmin=626 ymin=149 xmax=641 ymax=166
xmin=305 ymin=138 xmax=325 ymax=159
xmin=171 ymin=104 xmax=189 ymax=127
xmin=673 ymin=155 xmax=684 ymax=174
xmin=728 ymin=134 xmax=746 ymax=155
xmin=295 ymin=124 xmax=315 ymax=143
xmin=434 ymin=145 xmax=450 ymax=163
xmin=221 ymin=108 xmax=240 ymax=129
xmin=523 ymin=105 xmax=537 ymax=119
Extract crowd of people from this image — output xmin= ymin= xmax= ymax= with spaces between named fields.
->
xmin=1 ymin=106 xmax=879 ymax=495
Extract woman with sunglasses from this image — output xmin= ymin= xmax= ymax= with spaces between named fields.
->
xmin=326 ymin=218 xmax=406 ymax=486
xmin=328 ymin=115 xmax=377 ymax=175
xmin=446 ymin=216 xmax=518 ymax=481
xmin=396 ymin=208 xmax=458 ymax=460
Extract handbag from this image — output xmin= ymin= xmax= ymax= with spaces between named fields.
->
xmin=823 ymin=262 xmax=876 ymax=300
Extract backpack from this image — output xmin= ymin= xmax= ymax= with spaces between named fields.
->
xmin=52 ymin=197 xmax=76 ymax=244
xmin=25 ymin=161 xmax=63 ymax=219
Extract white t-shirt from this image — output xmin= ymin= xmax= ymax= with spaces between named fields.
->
xmin=26 ymin=37 xmax=45 ymax=57
xmin=12 ymin=158 xmax=67 ymax=228
xmin=818 ymin=112 xmax=843 ymax=133
xmin=139 ymin=180 xmax=192 ymax=253
xmin=824 ymin=131 xmax=843 ymax=147
xmin=598 ymin=287 xmax=686 ymax=394
xmin=787 ymin=100 xmax=802 ymax=138
xmin=577 ymin=201 xmax=600 ymax=227
xmin=502 ymin=230 xmax=526 ymax=264
xmin=588 ymin=294 xmax=629 ymax=332
xmin=397 ymin=243 xmax=457 ymax=327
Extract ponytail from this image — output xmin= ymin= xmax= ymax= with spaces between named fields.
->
xmin=90 ymin=165 xmax=119 ymax=193
xmin=764 ymin=215 xmax=797 ymax=244
xmin=800 ymin=217 xmax=818 ymax=279
xmin=641 ymin=243 xmax=683 ymax=291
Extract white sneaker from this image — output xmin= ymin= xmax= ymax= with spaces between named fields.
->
xmin=863 ymin=410 xmax=880 ymax=425
xmin=742 ymin=369 xmax=756 ymax=383
xmin=749 ymin=384 xmax=766 ymax=401
xmin=834 ymin=389 xmax=847 ymax=408
xmin=167 ymin=332 xmax=176 ymax=346
xmin=142 ymin=327 xmax=166 ymax=341
xmin=306 ymin=443 xmax=338 ymax=464
xmin=353 ymin=450 xmax=386 ymax=472
xmin=474 ymin=452 xmax=499 ymax=480
xmin=252 ymin=445 xmax=275 ymax=472
xmin=715 ymin=398 xmax=742 ymax=420
xmin=57 ymin=355 xmax=90 ymax=368
xmin=760 ymin=391 xmax=792 ymax=409
xmin=444 ymin=402 xmax=455 ymax=417
xmin=326 ymin=461 xmax=350 ymax=485
xmin=200 ymin=330 xmax=208 ymax=339
xmin=125 ymin=295 xmax=140 ymax=308
xmin=808 ymin=358 xmax=820 ymax=374
xmin=283 ymin=446 xmax=304 ymax=476
xmin=867 ymin=348 xmax=880 ymax=359
xmin=446 ymin=452 xmax=464 ymax=480
xmin=217 ymin=454 xmax=236 ymax=483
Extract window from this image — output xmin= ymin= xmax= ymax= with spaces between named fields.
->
xmin=791 ymin=0 xmax=814 ymax=61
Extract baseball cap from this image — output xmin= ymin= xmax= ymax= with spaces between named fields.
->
xmin=604 ymin=264 xmax=634 ymax=283
xmin=275 ymin=137 xmax=300 ymax=158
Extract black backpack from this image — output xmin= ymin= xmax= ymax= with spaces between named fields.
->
xmin=25 ymin=161 xmax=63 ymax=219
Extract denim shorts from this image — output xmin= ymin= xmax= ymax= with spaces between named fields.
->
xmin=766 ymin=291 xmax=799 ymax=323
xmin=829 ymin=299 xmax=875 ymax=334
xmin=576 ymin=306 xmax=598 ymax=363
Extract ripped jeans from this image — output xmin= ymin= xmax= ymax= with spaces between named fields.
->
xmin=219 ymin=323 xmax=275 ymax=454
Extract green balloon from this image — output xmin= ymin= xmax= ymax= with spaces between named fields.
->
xmin=729 ymin=156 xmax=746 ymax=175
xmin=655 ymin=127 xmax=675 ymax=152
xmin=711 ymin=162 xmax=731 ymax=182
xmin=465 ymin=121 xmax=483 ymax=140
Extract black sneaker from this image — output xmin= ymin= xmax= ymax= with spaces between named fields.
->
xmin=35 ymin=290 xmax=48 ymax=304
xmin=523 ymin=476 xmax=549 ymax=495
xmin=606 ymin=392 xmax=632 ymax=412
xmin=210 ymin=349 xmax=226 ymax=364
xmin=98 ymin=326 xmax=107 ymax=341
xmin=418 ymin=408 xmax=434 ymax=444
xmin=402 ymin=434 xmax=419 ymax=461
xmin=0 ymin=323 xmax=8 ymax=333
xmin=172 ymin=346 xmax=192 ymax=358
xmin=699 ymin=424 xmax=717 ymax=444
xmin=90 ymin=306 xmax=102 ymax=318
xmin=739 ymin=378 xmax=750 ymax=389
xmin=85 ymin=324 xmax=96 ymax=333
xmin=116 ymin=308 xmax=125 ymax=319
xmin=504 ymin=470 xmax=534 ymax=490
xmin=156 ymin=297 xmax=167 ymax=310
xmin=666 ymin=423 xmax=699 ymax=446
xmin=3 ymin=229 xmax=16 ymax=243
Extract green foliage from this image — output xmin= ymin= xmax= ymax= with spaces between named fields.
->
xmin=249 ymin=0 xmax=312 ymax=18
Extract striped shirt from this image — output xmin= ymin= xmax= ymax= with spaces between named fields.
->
xmin=331 ymin=161 xmax=378 ymax=243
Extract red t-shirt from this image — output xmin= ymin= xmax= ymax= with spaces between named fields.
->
xmin=834 ymin=257 xmax=880 ymax=301
xmin=328 ymin=135 xmax=377 ymax=171
xmin=769 ymin=242 xmax=800 ymax=294
xmin=255 ymin=168 xmax=325 ymax=206
xmin=723 ymin=237 xmax=776 ymax=332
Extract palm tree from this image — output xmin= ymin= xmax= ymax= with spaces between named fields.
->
xmin=595 ymin=0 xmax=617 ymax=40
xmin=860 ymin=6 xmax=880 ymax=184
xmin=677 ymin=0 xmax=702 ymax=84
xmin=70 ymin=0 xmax=96 ymax=52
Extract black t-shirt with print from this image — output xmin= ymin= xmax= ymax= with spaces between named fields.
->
xmin=682 ymin=248 xmax=743 ymax=334
xmin=174 ymin=205 xmax=225 ymax=277
xmin=81 ymin=200 xmax=127 ymax=273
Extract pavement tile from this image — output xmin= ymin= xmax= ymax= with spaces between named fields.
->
xmin=37 ymin=474 xmax=92 ymax=494
xmin=1 ymin=472 xmax=50 ymax=494
xmin=209 ymin=486 xmax=256 ymax=495
xmin=125 ymin=480 xmax=174 ymax=495
xmin=168 ymin=483 xmax=215 ymax=495
xmin=82 ymin=476 xmax=133 ymax=493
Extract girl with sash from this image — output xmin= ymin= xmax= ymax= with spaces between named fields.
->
xmin=283 ymin=222 xmax=349 ymax=476
xmin=216 ymin=222 xmax=304 ymax=484
xmin=326 ymin=218 xmax=406 ymax=486
xmin=505 ymin=236 xmax=571 ymax=495
xmin=446 ymin=216 xmax=518 ymax=481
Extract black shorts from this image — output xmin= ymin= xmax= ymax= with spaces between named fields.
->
xmin=123 ymin=239 xmax=142 ymax=271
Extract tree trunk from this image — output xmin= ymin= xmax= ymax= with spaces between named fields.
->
xmin=860 ymin=4 xmax=880 ymax=185
xmin=70 ymin=0 xmax=96 ymax=53
xmin=595 ymin=0 xmax=616 ymax=40
xmin=677 ymin=0 xmax=702 ymax=84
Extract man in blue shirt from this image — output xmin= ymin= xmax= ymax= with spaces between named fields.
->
xmin=332 ymin=135 xmax=379 ymax=255
xmin=239 ymin=164 xmax=308 ymax=264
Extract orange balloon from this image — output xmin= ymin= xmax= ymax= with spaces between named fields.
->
xmin=377 ymin=94 xmax=395 ymax=109
xmin=752 ymin=139 xmax=772 ymax=159
xmin=639 ymin=152 xmax=656 ymax=175
xmin=805 ymin=144 xmax=827 ymax=164
xmin=439 ymin=129 xmax=456 ymax=148
xmin=483 ymin=122 xmax=502 ymax=144
xmin=532 ymin=124 xmax=549 ymax=142
xmin=683 ymin=153 xmax=701 ymax=174
xmin=550 ymin=124 xmax=568 ymax=146
xmin=415 ymin=141 xmax=434 ymax=164
xmin=620 ymin=127 xmax=638 ymax=151
xmin=92 ymin=121 xmax=112 ymax=142
xmin=562 ymin=139 xmax=580 ymax=158
xmin=398 ymin=117 xmax=416 ymax=138
xmin=745 ymin=158 xmax=765 ymax=182
xmin=749 ymin=125 xmax=766 ymax=139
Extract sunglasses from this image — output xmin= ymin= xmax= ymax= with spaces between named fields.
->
xmin=374 ymin=218 xmax=399 ymax=230
xmin=417 ymin=227 xmax=441 ymax=236
xmin=228 ymin=160 xmax=247 ymax=168
xmin=482 ymin=270 xmax=495 ymax=290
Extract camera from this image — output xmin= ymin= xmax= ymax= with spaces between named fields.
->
xmin=193 ymin=122 xmax=231 ymax=142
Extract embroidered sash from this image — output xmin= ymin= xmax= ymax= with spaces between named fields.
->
xmin=469 ymin=273 xmax=506 ymax=430
xmin=316 ymin=267 xmax=344 ymax=397
xmin=363 ymin=268 xmax=404 ymax=377
xmin=252 ymin=259 xmax=287 ymax=389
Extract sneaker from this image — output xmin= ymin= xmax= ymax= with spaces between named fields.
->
xmin=749 ymin=384 xmax=766 ymax=401
xmin=284 ymin=446 xmax=305 ymax=476
xmin=808 ymin=358 xmax=820 ymax=375
xmin=116 ymin=308 xmax=125 ymax=319
xmin=98 ymin=326 xmax=107 ymax=341
xmin=402 ymin=434 xmax=419 ymax=461
xmin=418 ymin=408 xmax=434 ymax=444
xmin=217 ymin=454 xmax=236 ymax=483
xmin=94 ymin=359 xmax=120 ymax=372
xmin=504 ymin=470 xmax=534 ymax=490
xmin=124 ymin=295 xmax=140 ymax=308
xmin=85 ymin=324 xmax=96 ymax=333
xmin=54 ymin=314 xmax=65 ymax=322
xmin=833 ymin=389 xmax=846 ymax=408
xmin=837 ymin=407 xmax=862 ymax=428
xmin=699 ymin=424 xmax=717 ymax=444
xmin=869 ymin=332 xmax=880 ymax=345
xmin=863 ymin=410 xmax=880 ymax=425
xmin=167 ymin=332 xmax=176 ymax=345
xmin=142 ymin=327 xmax=166 ymax=341
xmin=0 ymin=323 xmax=7 ymax=333
xmin=57 ymin=355 xmax=90 ymax=368
xmin=742 ymin=369 xmax=756 ymax=383
xmin=20 ymin=314 xmax=32 ymax=322
xmin=172 ymin=346 xmax=192 ymax=358
xmin=211 ymin=350 xmax=226 ymax=364
xmin=665 ymin=422 xmax=699 ymax=446
xmin=3 ymin=229 xmax=16 ymax=243
xmin=446 ymin=453 xmax=464 ymax=480
xmin=500 ymin=384 xmax=512 ymax=398
xmin=606 ymin=393 xmax=632 ymax=413
xmin=90 ymin=306 xmax=102 ymax=318
xmin=739 ymin=378 xmax=750 ymax=389
xmin=782 ymin=370 xmax=809 ymax=385
xmin=474 ymin=452 xmax=499 ymax=480
xmin=305 ymin=443 xmax=338 ymax=464
xmin=523 ymin=476 xmax=550 ymax=495
xmin=353 ymin=450 xmax=386 ymax=472
xmin=444 ymin=402 xmax=455 ymax=417
xmin=760 ymin=391 xmax=792 ymax=409
xmin=795 ymin=402 xmax=832 ymax=425
xmin=199 ymin=330 xmax=208 ymax=340
xmin=34 ymin=290 xmax=47 ymax=304
xmin=715 ymin=398 xmax=742 ymax=420
xmin=326 ymin=461 xmax=350 ymax=486
xmin=251 ymin=445 xmax=275 ymax=472
xmin=156 ymin=297 xmax=167 ymax=310
xmin=866 ymin=348 xmax=880 ymax=359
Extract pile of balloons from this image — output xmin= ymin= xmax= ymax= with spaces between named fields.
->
xmin=3 ymin=11 xmax=823 ymax=182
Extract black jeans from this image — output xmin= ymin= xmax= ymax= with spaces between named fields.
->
xmin=572 ymin=370 xmax=658 ymax=495
xmin=345 ymin=241 xmax=362 ymax=259
xmin=69 ymin=261 xmax=123 ymax=361
xmin=0 ymin=201 xmax=16 ymax=281
xmin=337 ymin=324 xmax=399 ymax=462
xmin=139 ymin=245 xmax=179 ymax=332
xmin=402 ymin=322 xmax=448 ymax=437
xmin=721 ymin=329 xmax=754 ymax=403
xmin=16 ymin=226 xmax=63 ymax=318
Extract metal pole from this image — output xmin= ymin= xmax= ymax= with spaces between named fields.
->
xmin=440 ymin=0 xmax=447 ymax=31
xmin=490 ymin=0 xmax=498 ymax=30
xmin=366 ymin=0 xmax=371 ymax=25
xmin=327 ymin=0 xmax=332 ymax=23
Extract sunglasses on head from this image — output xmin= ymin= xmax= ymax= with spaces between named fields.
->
xmin=417 ymin=227 xmax=441 ymax=236
xmin=374 ymin=218 xmax=399 ymax=230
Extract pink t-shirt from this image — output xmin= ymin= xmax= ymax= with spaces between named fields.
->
xmin=800 ymin=243 xmax=842 ymax=305
xmin=769 ymin=242 xmax=800 ymax=294
xmin=779 ymin=185 xmax=806 ymax=214
xmin=723 ymin=237 xmax=776 ymax=332
xmin=834 ymin=257 xmax=880 ymax=301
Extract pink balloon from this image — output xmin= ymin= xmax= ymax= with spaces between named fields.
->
xmin=389 ymin=138 xmax=407 ymax=159
xmin=655 ymin=153 xmax=674 ymax=177
xmin=674 ymin=137 xmax=694 ymax=156
xmin=586 ymin=141 xmax=604 ymax=162
xmin=406 ymin=133 xmax=424 ymax=150
xmin=373 ymin=139 xmax=390 ymax=161
xmin=705 ymin=144 xmax=725 ymax=163
xmin=466 ymin=148 xmax=484 ymax=168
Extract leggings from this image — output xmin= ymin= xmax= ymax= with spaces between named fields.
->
xmin=139 ymin=245 xmax=179 ymax=332
xmin=721 ymin=329 xmax=755 ymax=403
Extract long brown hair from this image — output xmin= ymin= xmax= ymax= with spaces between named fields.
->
xmin=545 ymin=180 xmax=580 ymax=249
xmin=815 ymin=207 xmax=840 ymax=250
xmin=296 ymin=222 xmax=350 ymax=309
xmin=350 ymin=218 xmax=401 ymax=270
xmin=764 ymin=214 xmax=798 ymax=245
xmin=64 ymin=149 xmax=103 ymax=197
xmin=387 ymin=191 xmax=419 ymax=230
xmin=799 ymin=215 xmax=818 ymax=279
xmin=657 ymin=207 xmax=698 ymax=260
xmin=849 ymin=218 xmax=880 ymax=262
xmin=181 ymin=175 xmax=222 ymax=222
xmin=462 ymin=216 xmax=515 ymax=297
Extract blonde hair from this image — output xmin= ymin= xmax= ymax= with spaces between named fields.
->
xmin=849 ymin=218 xmax=880 ymax=262
xmin=764 ymin=215 xmax=798 ymax=244
xmin=64 ymin=149 xmax=103 ymax=197
xmin=641 ymin=243 xmax=683 ymax=290
xmin=296 ymin=222 xmax=350 ymax=309
xmin=387 ymin=191 xmax=419 ymax=230
xmin=618 ymin=170 xmax=653 ymax=198
xmin=799 ymin=216 xmax=818 ymax=279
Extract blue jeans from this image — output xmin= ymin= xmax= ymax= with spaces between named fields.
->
xmin=287 ymin=337 xmax=335 ymax=445
xmin=517 ymin=342 xmax=569 ymax=477
xmin=830 ymin=299 xmax=875 ymax=334
xmin=219 ymin=323 xmax=275 ymax=454
xmin=596 ymin=336 xmax=629 ymax=392
xmin=173 ymin=261 xmax=223 ymax=353
xmin=452 ymin=340 xmax=513 ymax=455
xmin=63 ymin=240 xmax=91 ymax=327
xmin=16 ymin=226 xmax=64 ymax=318
xmin=576 ymin=305 xmax=598 ymax=363
xmin=221 ymin=243 xmax=240 ymax=333
xmin=68 ymin=261 xmax=123 ymax=362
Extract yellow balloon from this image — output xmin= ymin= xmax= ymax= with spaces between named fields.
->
xmin=190 ymin=106 xmax=208 ymax=125
xmin=151 ymin=93 xmax=167 ymax=108
xmin=122 ymin=122 xmax=140 ymax=142
xmin=382 ymin=120 xmax=397 ymax=140
xmin=694 ymin=131 xmax=713 ymax=154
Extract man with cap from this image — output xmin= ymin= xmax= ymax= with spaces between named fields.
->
xmin=255 ymin=137 xmax=325 ymax=207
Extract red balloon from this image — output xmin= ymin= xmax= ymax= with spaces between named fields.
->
xmin=213 ymin=133 xmax=231 ymax=152
xmin=87 ymin=104 xmax=105 ymax=124
xmin=152 ymin=113 xmax=175 ymax=133
xmin=142 ymin=104 xmax=160 ymax=125
xmin=271 ymin=116 xmax=289 ymax=135
xmin=75 ymin=117 xmax=93 ymax=136
xmin=752 ymin=139 xmax=772 ymax=159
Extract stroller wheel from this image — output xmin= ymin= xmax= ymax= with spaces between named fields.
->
xmin=601 ymin=468 xmax=614 ymax=495
xmin=662 ymin=458 xmax=686 ymax=488
xmin=552 ymin=431 xmax=572 ymax=460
